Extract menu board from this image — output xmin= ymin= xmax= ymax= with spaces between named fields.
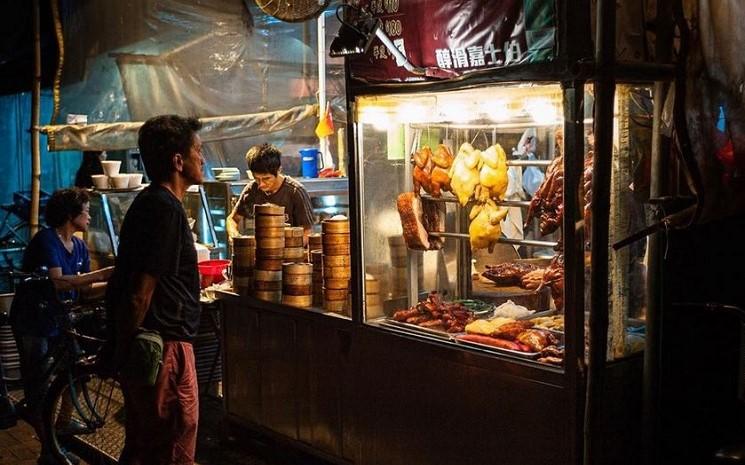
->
xmin=348 ymin=0 xmax=556 ymax=83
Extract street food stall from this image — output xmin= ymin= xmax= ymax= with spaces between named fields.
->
xmin=219 ymin=1 xmax=673 ymax=464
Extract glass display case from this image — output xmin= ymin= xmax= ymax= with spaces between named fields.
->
xmin=85 ymin=185 xmax=218 ymax=268
xmin=355 ymin=82 xmax=652 ymax=367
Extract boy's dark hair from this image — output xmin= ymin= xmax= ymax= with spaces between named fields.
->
xmin=45 ymin=188 xmax=90 ymax=228
xmin=137 ymin=115 xmax=202 ymax=183
xmin=245 ymin=143 xmax=282 ymax=175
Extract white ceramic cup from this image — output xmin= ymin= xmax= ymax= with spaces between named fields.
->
xmin=110 ymin=174 xmax=130 ymax=189
xmin=91 ymin=174 xmax=109 ymax=190
xmin=101 ymin=160 xmax=121 ymax=176
xmin=128 ymin=173 xmax=143 ymax=188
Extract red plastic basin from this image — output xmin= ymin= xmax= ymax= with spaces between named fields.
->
xmin=198 ymin=259 xmax=231 ymax=288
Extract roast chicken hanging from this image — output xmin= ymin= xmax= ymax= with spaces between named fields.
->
xmin=468 ymin=198 xmax=509 ymax=251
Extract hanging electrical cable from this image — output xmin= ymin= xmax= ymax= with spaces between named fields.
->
xmin=49 ymin=0 xmax=64 ymax=126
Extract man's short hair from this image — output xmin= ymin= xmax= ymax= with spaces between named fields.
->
xmin=245 ymin=143 xmax=282 ymax=175
xmin=138 ymin=115 xmax=202 ymax=183
xmin=46 ymin=188 xmax=90 ymax=228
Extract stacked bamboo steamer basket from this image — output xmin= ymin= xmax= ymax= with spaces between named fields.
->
xmin=308 ymin=232 xmax=322 ymax=261
xmin=310 ymin=249 xmax=323 ymax=306
xmin=365 ymin=273 xmax=383 ymax=318
xmin=283 ymin=227 xmax=305 ymax=261
xmin=281 ymin=262 xmax=313 ymax=307
xmin=388 ymin=235 xmax=423 ymax=297
xmin=322 ymin=217 xmax=351 ymax=314
xmin=232 ymin=235 xmax=255 ymax=296
xmin=253 ymin=204 xmax=285 ymax=302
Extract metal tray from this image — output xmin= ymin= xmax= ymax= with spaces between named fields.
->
xmin=454 ymin=335 xmax=541 ymax=359
xmin=375 ymin=318 xmax=455 ymax=341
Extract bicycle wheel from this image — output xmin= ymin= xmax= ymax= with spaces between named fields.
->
xmin=42 ymin=363 xmax=123 ymax=465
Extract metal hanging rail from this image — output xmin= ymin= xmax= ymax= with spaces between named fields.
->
xmin=420 ymin=193 xmax=531 ymax=208
xmin=428 ymin=232 xmax=558 ymax=248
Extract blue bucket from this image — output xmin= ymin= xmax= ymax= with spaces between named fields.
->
xmin=300 ymin=148 xmax=323 ymax=178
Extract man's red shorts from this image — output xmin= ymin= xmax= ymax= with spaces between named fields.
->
xmin=119 ymin=341 xmax=199 ymax=465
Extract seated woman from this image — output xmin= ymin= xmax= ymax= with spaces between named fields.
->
xmin=10 ymin=187 xmax=112 ymax=465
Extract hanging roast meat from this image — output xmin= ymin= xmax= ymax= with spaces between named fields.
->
xmin=583 ymin=152 xmax=594 ymax=244
xmin=397 ymin=192 xmax=445 ymax=251
xmin=525 ymin=154 xmax=564 ymax=236
xmin=542 ymin=254 xmax=564 ymax=311
xmin=482 ymin=262 xmax=540 ymax=286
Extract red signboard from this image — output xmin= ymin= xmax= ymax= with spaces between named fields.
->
xmin=349 ymin=0 xmax=556 ymax=83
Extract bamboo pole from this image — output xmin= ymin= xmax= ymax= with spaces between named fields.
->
xmin=30 ymin=0 xmax=42 ymax=237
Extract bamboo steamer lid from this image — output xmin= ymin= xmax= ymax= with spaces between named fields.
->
xmin=284 ymin=236 xmax=304 ymax=248
xmin=255 ymin=215 xmax=286 ymax=228
xmin=324 ymin=278 xmax=349 ymax=290
xmin=255 ymin=259 xmax=284 ymax=271
xmin=254 ymin=290 xmax=282 ymax=302
xmin=365 ymin=294 xmax=381 ymax=306
xmin=282 ymin=294 xmax=313 ymax=308
xmin=365 ymin=274 xmax=380 ymax=294
xmin=255 ymin=227 xmax=285 ymax=238
xmin=309 ymin=233 xmax=322 ymax=249
xmin=254 ymin=280 xmax=282 ymax=291
xmin=283 ymin=262 xmax=313 ymax=274
xmin=322 ymin=255 xmax=350 ymax=267
xmin=254 ymin=203 xmax=285 ymax=216
xmin=322 ymin=216 xmax=350 ymax=234
xmin=233 ymin=235 xmax=256 ymax=246
xmin=391 ymin=256 xmax=407 ymax=267
xmin=284 ymin=274 xmax=313 ymax=286
xmin=324 ymin=287 xmax=348 ymax=301
xmin=324 ymin=299 xmax=347 ymax=313
xmin=323 ymin=266 xmax=351 ymax=279
xmin=282 ymin=284 xmax=313 ymax=296
xmin=232 ymin=275 xmax=252 ymax=289
xmin=284 ymin=226 xmax=304 ymax=238
xmin=366 ymin=305 xmax=384 ymax=319
xmin=322 ymin=233 xmax=350 ymax=245
xmin=232 ymin=264 xmax=254 ymax=276
xmin=323 ymin=243 xmax=351 ymax=256
xmin=283 ymin=247 xmax=306 ymax=260
xmin=389 ymin=244 xmax=407 ymax=258
xmin=256 ymin=248 xmax=284 ymax=259
xmin=309 ymin=249 xmax=323 ymax=264
xmin=254 ymin=269 xmax=282 ymax=281
xmin=387 ymin=235 xmax=405 ymax=246
xmin=256 ymin=237 xmax=285 ymax=249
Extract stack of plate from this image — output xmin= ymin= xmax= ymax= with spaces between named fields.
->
xmin=212 ymin=167 xmax=241 ymax=182
xmin=253 ymin=204 xmax=285 ymax=302
xmin=322 ymin=217 xmax=351 ymax=315
xmin=232 ymin=235 xmax=255 ymax=296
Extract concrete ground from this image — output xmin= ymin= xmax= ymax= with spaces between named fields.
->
xmin=0 ymin=389 xmax=330 ymax=465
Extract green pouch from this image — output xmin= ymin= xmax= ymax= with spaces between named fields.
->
xmin=121 ymin=329 xmax=163 ymax=387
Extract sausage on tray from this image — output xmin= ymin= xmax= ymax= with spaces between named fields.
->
xmin=457 ymin=334 xmax=531 ymax=352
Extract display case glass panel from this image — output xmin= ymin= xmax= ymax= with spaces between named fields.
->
xmin=356 ymin=83 xmax=566 ymax=366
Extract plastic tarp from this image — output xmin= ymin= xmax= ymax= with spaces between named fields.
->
xmin=681 ymin=0 xmax=745 ymax=223
xmin=51 ymin=0 xmax=346 ymax=170
xmin=42 ymin=103 xmax=318 ymax=151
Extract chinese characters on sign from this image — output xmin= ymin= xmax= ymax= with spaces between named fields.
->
xmin=434 ymin=40 xmax=525 ymax=69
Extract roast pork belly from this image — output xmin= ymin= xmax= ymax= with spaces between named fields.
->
xmin=482 ymin=262 xmax=540 ymax=286
xmin=397 ymin=193 xmax=445 ymax=251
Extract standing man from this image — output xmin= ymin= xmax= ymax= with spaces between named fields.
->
xmin=106 ymin=115 xmax=203 ymax=465
xmin=226 ymin=143 xmax=314 ymax=239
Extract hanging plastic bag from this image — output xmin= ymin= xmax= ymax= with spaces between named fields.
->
xmin=523 ymin=152 xmax=544 ymax=196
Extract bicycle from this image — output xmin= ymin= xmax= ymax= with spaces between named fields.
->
xmin=8 ymin=271 xmax=120 ymax=465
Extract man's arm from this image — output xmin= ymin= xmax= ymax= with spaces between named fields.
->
xmin=48 ymin=266 xmax=114 ymax=292
xmin=113 ymin=272 xmax=158 ymax=367
xmin=226 ymin=208 xmax=243 ymax=239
